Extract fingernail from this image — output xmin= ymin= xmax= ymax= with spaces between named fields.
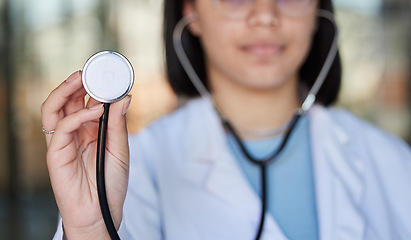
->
xmin=122 ymin=95 xmax=132 ymax=115
xmin=66 ymin=70 xmax=81 ymax=83
xmin=89 ymin=104 xmax=103 ymax=110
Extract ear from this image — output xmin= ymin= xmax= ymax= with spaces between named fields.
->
xmin=182 ymin=0 xmax=202 ymax=36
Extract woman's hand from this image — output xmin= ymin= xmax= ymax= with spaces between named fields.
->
xmin=41 ymin=71 xmax=131 ymax=239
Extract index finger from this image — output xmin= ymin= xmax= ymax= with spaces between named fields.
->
xmin=41 ymin=71 xmax=83 ymax=144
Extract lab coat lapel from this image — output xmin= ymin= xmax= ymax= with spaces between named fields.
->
xmin=186 ymin=98 xmax=288 ymax=239
xmin=309 ymin=105 xmax=365 ymax=240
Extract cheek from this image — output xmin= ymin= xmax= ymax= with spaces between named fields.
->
xmin=289 ymin=22 xmax=316 ymax=66
xmin=198 ymin=23 xmax=239 ymax=68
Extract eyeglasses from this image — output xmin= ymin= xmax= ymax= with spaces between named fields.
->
xmin=213 ymin=0 xmax=315 ymax=20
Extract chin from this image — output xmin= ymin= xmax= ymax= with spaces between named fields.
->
xmin=240 ymin=71 xmax=293 ymax=90
xmin=240 ymin=79 xmax=290 ymax=92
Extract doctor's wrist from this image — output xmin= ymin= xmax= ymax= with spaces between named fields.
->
xmin=62 ymin=220 xmax=111 ymax=240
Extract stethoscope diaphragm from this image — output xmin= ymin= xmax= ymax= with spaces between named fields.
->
xmin=82 ymin=51 xmax=134 ymax=103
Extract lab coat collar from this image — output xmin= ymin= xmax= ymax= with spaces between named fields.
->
xmin=185 ymin=98 xmax=287 ymax=239
xmin=186 ymin=98 xmax=365 ymax=239
xmin=309 ymin=105 xmax=365 ymax=240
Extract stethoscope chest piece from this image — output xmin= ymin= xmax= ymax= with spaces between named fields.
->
xmin=83 ymin=50 xmax=134 ymax=240
xmin=82 ymin=51 xmax=134 ymax=103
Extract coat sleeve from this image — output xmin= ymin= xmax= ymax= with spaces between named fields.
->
xmin=119 ymin=132 xmax=163 ymax=239
xmin=52 ymin=216 xmax=63 ymax=240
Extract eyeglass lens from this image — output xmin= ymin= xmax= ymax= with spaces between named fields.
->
xmin=213 ymin=0 xmax=314 ymax=19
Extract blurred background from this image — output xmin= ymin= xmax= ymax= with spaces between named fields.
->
xmin=0 ymin=0 xmax=410 ymax=239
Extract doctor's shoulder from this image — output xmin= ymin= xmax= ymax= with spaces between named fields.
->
xmin=328 ymin=107 xmax=411 ymax=233
xmin=128 ymin=98 xmax=209 ymax=160
xmin=325 ymin=106 xmax=411 ymax=158
xmin=311 ymin=104 xmax=411 ymax=186
xmin=319 ymin=105 xmax=411 ymax=191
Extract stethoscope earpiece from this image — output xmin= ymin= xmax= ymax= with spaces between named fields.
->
xmin=82 ymin=51 xmax=134 ymax=103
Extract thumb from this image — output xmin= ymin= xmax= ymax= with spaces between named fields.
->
xmin=108 ymin=95 xmax=132 ymax=130
xmin=106 ymin=95 xmax=132 ymax=157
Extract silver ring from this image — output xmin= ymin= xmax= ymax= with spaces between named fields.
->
xmin=42 ymin=127 xmax=55 ymax=134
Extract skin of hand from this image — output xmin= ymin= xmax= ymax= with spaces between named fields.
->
xmin=41 ymin=71 xmax=132 ymax=239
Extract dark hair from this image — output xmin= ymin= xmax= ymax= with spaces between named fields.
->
xmin=164 ymin=0 xmax=341 ymax=106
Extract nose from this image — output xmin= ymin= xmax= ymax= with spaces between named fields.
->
xmin=247 ymin=0 xmax=280 ymax=27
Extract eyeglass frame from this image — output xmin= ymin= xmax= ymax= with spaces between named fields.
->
xmin=212 ymin=0 xmax=317 ymax=20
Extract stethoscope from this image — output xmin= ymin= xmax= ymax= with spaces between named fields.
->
xmin=172 ymin=9 xmax=338 ymax=240
xmin=81 ymin=9 xmax=338 ymax=240
xmin=82 ymin=51 xmax=134 ymax=240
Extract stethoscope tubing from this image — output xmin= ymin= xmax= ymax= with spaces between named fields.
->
xmin=223 ymin=113 xmax=303 ymax=166
xmin=97 ymin=103 xmax=121 ymax=240
xmin=172 ymin=9 xmax=338 ymax=240
xmin=223 ymin=112 xmax=303 ymax=240
xmin=85 ymin=51 xmax=134 ymax=240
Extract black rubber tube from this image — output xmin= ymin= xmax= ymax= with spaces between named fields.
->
xmin=254 ymin=165 xmax=267 ymax=240
xmin=223 ymin=112 xmax=303 ymax=240
xmin=96 ymin=103 xmax=121 ymax=240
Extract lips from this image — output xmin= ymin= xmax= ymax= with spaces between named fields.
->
xmin=241 ymin=43 xmax=284 ymax=57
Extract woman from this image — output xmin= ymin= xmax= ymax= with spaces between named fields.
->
xmin=42 ymin=0 xmax=411 ymax=239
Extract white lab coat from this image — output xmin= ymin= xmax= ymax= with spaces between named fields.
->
xmin=53 ymin=97 xmax=411 ymax=240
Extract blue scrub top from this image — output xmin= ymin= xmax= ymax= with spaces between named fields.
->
xmin=226 ymin=116 xmax=319 ymax=240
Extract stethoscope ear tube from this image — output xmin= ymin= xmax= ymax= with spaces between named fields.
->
xmin=173 ymin=9 xmax=338 ymax=240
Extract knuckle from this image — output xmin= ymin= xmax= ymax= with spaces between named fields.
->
xmin=50 ymin=88 xmax=58 ymax=97
xmin=41 ymin=89 xmax=57 ymax=115
xmin=55 ymin=118 xmax=66 ymax=130
xmin=40 ymin=101 xmax=46 ymax=114
xmin=55 ymin=116 xmax=70 ymax=131
xmin=40 ymin=103 xmax=51 ymax=121
xmin=55 ymin=111 xmax=80 ymax=130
